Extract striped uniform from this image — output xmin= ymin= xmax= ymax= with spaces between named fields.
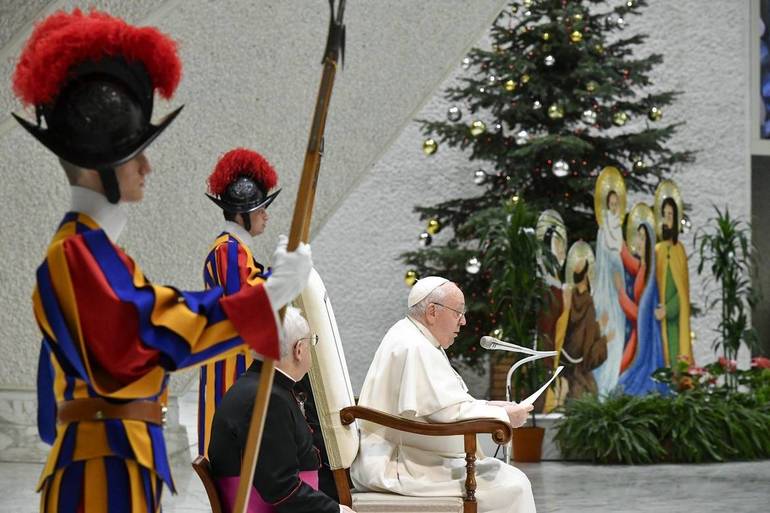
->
xmin=198 ymin=231 xmax=269 ymax=457
xmin=34 ymin=212 xmax=278 ymax=513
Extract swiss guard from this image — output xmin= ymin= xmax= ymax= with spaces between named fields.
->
xmin=11 ymin=9 xmax=312 ymax=513
xmin=198 ymin=148 xmax=281 ymax=457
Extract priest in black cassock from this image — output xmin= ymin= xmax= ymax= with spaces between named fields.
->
xmin=208 ymin=306 xmax=353 ymax=513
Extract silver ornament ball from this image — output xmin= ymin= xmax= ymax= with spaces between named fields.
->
xmin=552 ymin=160 xmax=570 ymax=177
xmin=466 ymin=257 xmax=481 ymax=275
xmin=581 ymin=109 xmax=597 ymax=124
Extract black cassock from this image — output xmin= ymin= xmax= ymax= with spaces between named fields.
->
xmin=209 ymin=360 xmax=339 ymax=513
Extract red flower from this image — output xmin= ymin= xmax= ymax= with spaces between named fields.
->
xmin=751 ymin=356 xmax=770 ymax=369
xmin=718 ymin=356 xmax=737 ymax=372
xmin=688 ymin=366 xmax=707 ymax=376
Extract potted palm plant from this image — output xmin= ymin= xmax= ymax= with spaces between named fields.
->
xmin=471 ymin=198 xmax=556 ymax=462
xmin=694 ymin=205 xmax=760 ymax=391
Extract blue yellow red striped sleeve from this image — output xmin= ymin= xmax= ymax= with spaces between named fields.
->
xmin=34 ymin=227 xmax=279 ymax=396
xmin=204 ymin=234 xmax=268 ymax=294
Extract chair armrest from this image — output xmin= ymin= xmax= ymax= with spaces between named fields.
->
xmin=340 ymin=405 xmax=512 ymax=445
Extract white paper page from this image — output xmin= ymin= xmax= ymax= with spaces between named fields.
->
xmin=520 ymin=366 xmax=564 ymax=407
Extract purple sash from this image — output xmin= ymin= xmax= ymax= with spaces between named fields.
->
xmin=216 ymin=470 xmax=320 ymax=513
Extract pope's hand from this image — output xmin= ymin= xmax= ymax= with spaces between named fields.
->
xmin=505 ymin=402 xmax=534 ymax=428
xmin=340 ymin=505 xmax=357 ymax=513
xmin=264 ymin=235 xmax=313 ymax=311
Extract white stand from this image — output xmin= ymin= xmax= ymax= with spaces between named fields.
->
xmin=496 ymin=340 xmax=558 ymax=465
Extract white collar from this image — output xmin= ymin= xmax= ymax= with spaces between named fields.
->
xmin=406 ymin=316 xmax=441 ymax=348
xmin=222 ymin=220 xmax=255 ymax=249
xmin=70 ymin=186 xmax=128 ymax=243
xmin=275 ymin=366 xmax=298 ymax=383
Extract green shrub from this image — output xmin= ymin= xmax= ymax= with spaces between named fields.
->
xmin=553 ymin=391 xmax=770 ymax=464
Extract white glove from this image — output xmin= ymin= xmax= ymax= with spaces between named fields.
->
xmin=264 ymin=235 xmax=313 ymax=311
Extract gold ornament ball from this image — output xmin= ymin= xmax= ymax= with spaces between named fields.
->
xmin=573 ymin=13 xmax=584 ymax=22
xmin=490 ymin=327 xmax=504 ymax=339
xmin=422 ymin=138 xmax=438 ymax=155
xmin=594 ymin=44 xmax=605 ymax=55
xmin=427 ymin=218 xmax=442 ymax=235
xmin=570 ymin=30 xmax=583 ymax=43
xmin=542 ymin=32 xmax=551 ymax=41
xmin=648 ymin=106 xmax=663 ymax=121
xmin=613 ymin=111 xmax=628 ymax=126
xmin=523 ymin=0 xmax=533 ymax=7
xmin=404 ymin=270 xmax=419 ymax=287
xmin=521 ymin=74 xmax=531 ymax=84
xmin=548 ymin=104 xmax=565 ymax=120
xmin=586 ymin=80 xmax=598 ymax=92
xmin=469 ymin=120 xmax=487 ymax=137
xmin=504 ymin=79 xmax=517 ymax=92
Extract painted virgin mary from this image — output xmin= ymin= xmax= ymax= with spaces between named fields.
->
xmin=616 ymin=206 xmax=667 ymax=395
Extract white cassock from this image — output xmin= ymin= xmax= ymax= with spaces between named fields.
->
xmin=350 ymin=317 xmax=536 ymax=513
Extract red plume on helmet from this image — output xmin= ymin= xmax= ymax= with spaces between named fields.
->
xmin=10 ymin=8 xmax=184 ymax=204
xmin=208 ymin=148 xmax=278 ymax=196
xmin=13 ymin=8 xmax=182 ymax=106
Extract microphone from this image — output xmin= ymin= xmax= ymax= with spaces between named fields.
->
xmin=479 ymin=336 xmax=557 ymax=357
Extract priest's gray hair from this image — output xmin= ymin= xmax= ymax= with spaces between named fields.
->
xmin=408 ymin=283 xmax=451 ymax=319
xmin=280 ymin=306 xmax=311 ymax=358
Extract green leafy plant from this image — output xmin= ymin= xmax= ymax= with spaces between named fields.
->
xmin=467 ymin=200 xmax=555 ymax=417
xmin=553 ymin=393 xmax=666 ymax=464
xmin=694 ymin=205 xmax=760 ymax=390
xmin=554 ymin=373 xmax=770 ymax=463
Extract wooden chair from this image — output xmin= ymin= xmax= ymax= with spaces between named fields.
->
xmin=192 ymin=455 xmax=224 ymax=513
xmin=298 ymin=270 xmax=513 ymax=513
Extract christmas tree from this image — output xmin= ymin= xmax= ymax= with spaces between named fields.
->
xmin=402 ymin=0 xmax=694 ymax=368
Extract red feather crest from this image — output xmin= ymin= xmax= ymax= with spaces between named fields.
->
xmin=13 ymin=9 xmax=182 ymax=106
xmin=208 ymin=148 xmax=278 ymax=195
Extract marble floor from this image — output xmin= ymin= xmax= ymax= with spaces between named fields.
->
xmin=3 ymin=391 xmax=769 ymax=512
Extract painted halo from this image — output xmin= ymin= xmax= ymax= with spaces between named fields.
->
xmin=625 ymin=202 xmax=656 ymax=254
xmin=536 ymin=209 xmax=568 ymax=267
xmin=594 ymin=166 xmax=627 ymax=226
xmin=565 ymin=240 xmax=596 ymax=287
xmin=654 ymin=179 xmax=684 ymax=240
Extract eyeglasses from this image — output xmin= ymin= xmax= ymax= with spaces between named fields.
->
xmin=431 ymin=302 xmax=466 ymax=319
xmin=298 ymin=334 xmax=319 ymax=346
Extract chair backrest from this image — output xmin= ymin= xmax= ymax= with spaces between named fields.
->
xmin=297 ymin=269 xmax=360 ymax=472
xmin=192 ymin=455 xmax=224 ymax=513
